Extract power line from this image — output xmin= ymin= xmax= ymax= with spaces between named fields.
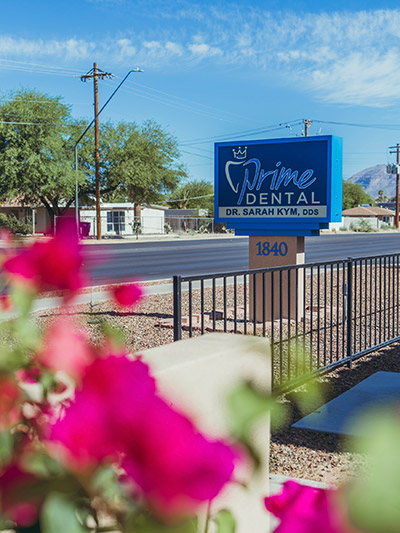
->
xmin=101 ymin=79 xmax=253 ymax=125
xmin=180 ymin=149 xmax=213 ymax=160
xmin=0 ymin=64 xmax=76 ymax=77
xmin=0 ymin=121 xmax=49 ymax=125
xmin=312 ymin=119 xmax=400 ymax=131
xmin=116 ymin=77 xmax=264 ymax=126
xmin=0 ymin=58 xmax=83 ymax=73
xmin=166 ymin=193 xmax=214 ymax=203
xmin=0 ymin=98 xmax=89 ymax=105
xmin=181 ymin=120 xmax=303 ymax=145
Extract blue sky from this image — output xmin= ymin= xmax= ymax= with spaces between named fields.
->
xmin=2 ymin=0 xmax=400 ymax=185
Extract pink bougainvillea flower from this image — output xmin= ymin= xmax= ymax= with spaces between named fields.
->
xmin=37 ymin=317 xmax=95 ymax=381
xmin=121 ymin=395 xmax=238 ymax=515
xmin=0 ymin=228 xmax=13 ymax=244
xmin=0 ymin=374 xmax=22 ymax=430
xmin=0 ymin=294 xmax=11 ymax=311
xmin=264 ymin=480 xmax=354 ymax=533
xmin=2 ymin=217 xmax=86 ymax=297
xmin=16 ymin=366 xmax=41 ymax=384
xmin=112 ymin=282 xmax=144 ymax=308
xmin=0 ymin=462 xmax=42 ymax=527
xmin=48 ymin=355 xmax=237 ymax=513
xmin=49 ymin=356 xmax=156 ymax=468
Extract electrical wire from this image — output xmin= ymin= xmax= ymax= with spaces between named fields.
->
xmin=0 ymin=58 xmax=83 ymax=75
xmin=166 ymin=193 xmax=214 ymax=203
xmin=115 ymin=76 xmax=264 ymax=126
xmin=101 ymin=79 xmax=257 ymax=126
xmin=0 ymin=121 xmax=49 ymax=125
xmin=312 ymin=119 xmax=400 ymax=131
xmin=0 ymin=64 xmax=76 ymax=78
xmin=181 ymin=120 xmax=303 ymax=145
xmin=180 ymin=149 xmax=213 ymax=160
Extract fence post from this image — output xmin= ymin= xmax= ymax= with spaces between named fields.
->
xmin=173 ymin=275 xmax=182 ymax=341
xmin=346 ymin=258 xmax=353 ymax=368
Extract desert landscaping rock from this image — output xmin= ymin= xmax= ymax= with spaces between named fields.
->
xmin=29 ymin=284 xmax=400 ymax=488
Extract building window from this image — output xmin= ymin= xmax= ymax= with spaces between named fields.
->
xmin=107 ymin=211 xmax=125 ymax=234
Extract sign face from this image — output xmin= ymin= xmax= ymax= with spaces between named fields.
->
xmin=215 ymin=136 xmax=342 ymax=236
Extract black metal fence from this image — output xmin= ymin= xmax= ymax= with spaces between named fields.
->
xmin=173 ymin=253 xmax=400 ymax=391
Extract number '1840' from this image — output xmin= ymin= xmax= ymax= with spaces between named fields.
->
xmin=256 ymin=241 xmax=288 ymax=256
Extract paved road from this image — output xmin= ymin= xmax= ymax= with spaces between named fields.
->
xmin=83 ymin=233 xmax=400 ymax=285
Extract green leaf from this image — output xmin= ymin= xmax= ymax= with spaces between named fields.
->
xmin=346 ymin=407 xmax=400 ymax=532
xmin=10 ymin=284 xmax=36 ymax=316
xmin=0 ymin=344 xmax=19 ymax=371
xmin=41 ymin=492 xmax=85 ymax=533
xmin=213 ymin=509 xmax=236 ymax=533
xmin=22 ymin=452 xmax=65 ymax=478
xmin=13 ymin=318 xmax=41 ymax=351
xmin=125 ymin=512 xmax=197 ymax=533
xmin=0 ymin=431 xmax=13 ymax=467
xmin=226 ymin=381 xmax=274 ymax=439
xmin=100 ymin=322 xmax=126 ymax=348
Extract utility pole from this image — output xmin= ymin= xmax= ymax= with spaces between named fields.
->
xmin=81 ymin=63 xmax=112 ymax=240
xmin=388 ymin=144 xmax=400 ymax=229
xmin=304 ymin=119 xmax=312 ymax=137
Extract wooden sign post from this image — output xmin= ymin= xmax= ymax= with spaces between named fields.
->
xmin=249 ymin=236 xmax=304 ymax=322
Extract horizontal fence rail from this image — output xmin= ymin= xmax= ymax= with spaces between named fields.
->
xmin=173 ymin=253 xmax=400 ymax=391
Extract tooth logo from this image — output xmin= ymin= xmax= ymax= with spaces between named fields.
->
xmin=225 ymin=160 xmax=244 ymax=194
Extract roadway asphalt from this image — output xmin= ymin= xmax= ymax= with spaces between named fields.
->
xmin=82 ymin=233 xmax=400 ymax=285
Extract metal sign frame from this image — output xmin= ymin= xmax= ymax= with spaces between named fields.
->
xmin=215 ymin=135 xmax=342 ymax=236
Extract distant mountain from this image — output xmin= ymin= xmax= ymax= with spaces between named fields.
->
xmin=348 ymin=164 xmax=396 ymax=199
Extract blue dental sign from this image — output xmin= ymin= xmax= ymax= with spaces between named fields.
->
xmin=215 ymin=135 xmax=342 ymax=236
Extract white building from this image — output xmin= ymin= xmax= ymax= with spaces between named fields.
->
xmin=79 ymin=203 xmax=167 ymax=237
xmin=341 ymin=206 xmax=394 ymax=229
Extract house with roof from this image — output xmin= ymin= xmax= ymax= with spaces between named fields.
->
xmin=342 ymin=206 xmax=395 ymax=229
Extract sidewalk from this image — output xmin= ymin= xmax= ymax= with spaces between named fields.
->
xmin=0 ymin=232 xmax=237 ymax=247
xmin=0 ymin=280 xmax=174 ymax=319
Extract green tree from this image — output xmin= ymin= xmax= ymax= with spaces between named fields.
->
xmin=376 ymin=189 xmax=388 ymax=203
xmin=343 ymin=180 xmax=373 ymax=210
xmin=105 ymin=121 xmax=186 ymax=215
xmin=0 ymin=89 xmax=80 ymax=226
xmin=168 ymin=179 xmax=214 ymax=214
xmin=0 ymin=90 xmax=186 ymax=225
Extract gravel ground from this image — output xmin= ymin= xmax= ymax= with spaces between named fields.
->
xmin=29 ymin=282 xmax=400 ymax=489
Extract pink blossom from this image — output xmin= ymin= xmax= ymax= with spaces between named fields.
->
xmin=49 ymin=356 xmax=156 ymax=467
xmin=0 ymin=294 xmax=11 ymax=311
xmin=37 ymin=317 xmax=95 ymax=381
xmin=121 ymin=396 xmax=237 ymax=514
xmin=16 ymin=366 xmax=41 ymax=384
xmin=0 ymin=462 xmax=42 ymax=526
xmin=0 ymin=228 xmax=13 ymax=244
xmin=112 ymin=282 xmax=144 ymax=307
xmin=49 ymin=356 xmax=237 ymax=513
xmin=0 ymin=374 xmax=22 ymax=430
xmin=3 ymin=217 xmax=86 ymax=297
xmin=264 ymin=481 xmax=353 ymax=533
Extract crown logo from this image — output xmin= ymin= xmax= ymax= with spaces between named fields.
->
xmin=232 ymin=146 xmax=247 ymax=160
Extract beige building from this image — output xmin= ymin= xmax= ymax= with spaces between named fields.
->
xmin=342 ymin=205 xmax=395 ymax=229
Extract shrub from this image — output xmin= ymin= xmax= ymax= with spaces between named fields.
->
xmin=0 ymin=213 xmax=32 ymax=235
xmin=357 ymin=218 xmax=374 ymax=232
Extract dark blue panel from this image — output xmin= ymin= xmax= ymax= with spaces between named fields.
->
xmin=215 ymin=135 xmax=343 ymax=237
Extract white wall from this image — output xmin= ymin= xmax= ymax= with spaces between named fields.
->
xmin=328 ymin=218 xmax=343 ymax=232
xmin=80 ymin=204 xmax=165 ymax=236
xmin=141 ymin=333 xmax=271 ymax=533
xmin=342 ymin=216 xmax=380 ymax=229
xmin=140 ymin=207 xmax=164 ymax=234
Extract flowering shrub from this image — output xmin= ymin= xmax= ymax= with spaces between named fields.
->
xmin=1 ymin=218 xmax=395 ymax=533
xmin=0 ymin=220 xmax=240 ymax=533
